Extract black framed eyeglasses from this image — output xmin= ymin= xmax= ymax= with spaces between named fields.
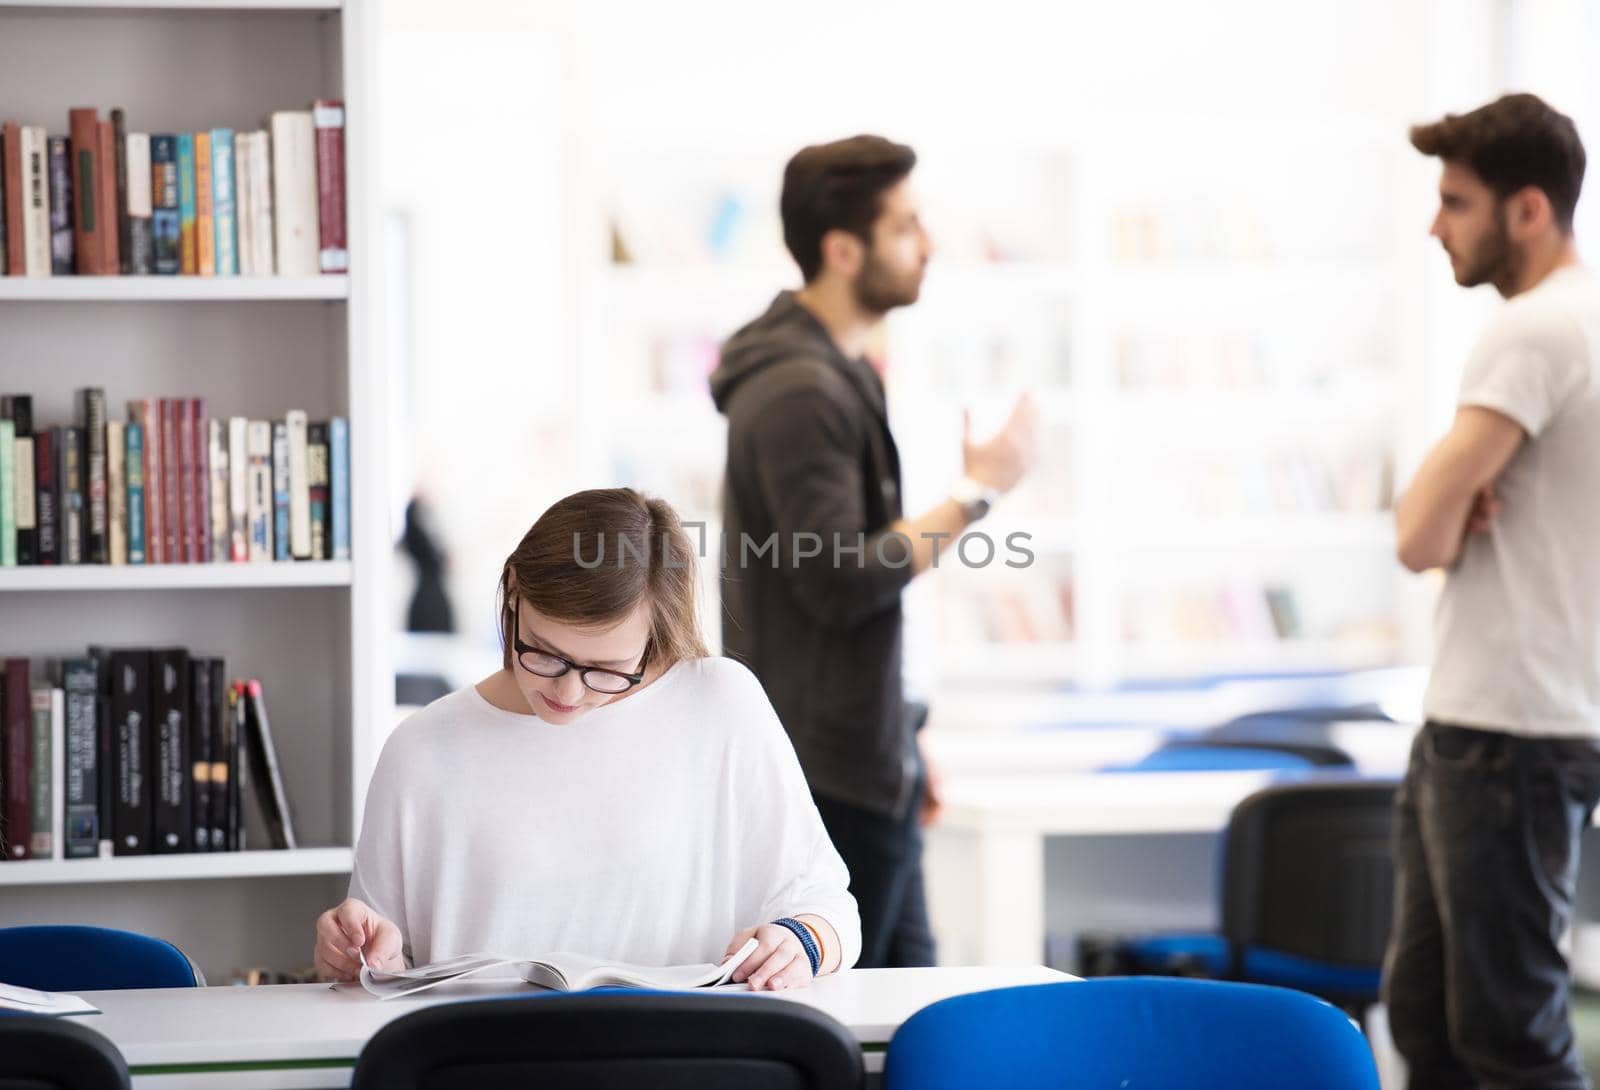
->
xmin=511 ymin=616 xmax=650 ymax=695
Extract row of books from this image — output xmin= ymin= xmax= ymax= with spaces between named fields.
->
xmin=0 ymin=650 xmax=296 ymax=862
xmin=0 ymin=102 xmax=346 ymax=279
xmin=1122 ymin=583 xmax=1308 ymax=644
xmin=1114 ymin=332 xmax=1391 ymax=391
xmin=1111 ymin=447 xmax=1394 ymax=516
xmin=941 ymin=577 xmax=1076 ymax=645
xmin=0 ymin=390 xmax=350 ymax=567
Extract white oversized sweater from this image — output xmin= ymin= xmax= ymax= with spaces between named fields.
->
xmin=349 ymin=656 xmax=863 ymax=972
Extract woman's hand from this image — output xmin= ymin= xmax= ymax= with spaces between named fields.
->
xmin=314 ymin=898 xmax=404 ymax=982
xmin=724 ymin=923 xmax=813 ymax=991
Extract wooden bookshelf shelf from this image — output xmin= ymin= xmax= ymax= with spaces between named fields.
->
xmin=0 ymin=277 xmax=348 ymax=302
xmin=0 ymin=848 xmax=353 ymax=887
xmin=0 ymin=561 xmax=353 ymax=591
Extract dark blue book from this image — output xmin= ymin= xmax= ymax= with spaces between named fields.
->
xmin=47 ymin=136 xmax=74 ymax=275
xmin=150 ymin=135 xmax=180 ymax=275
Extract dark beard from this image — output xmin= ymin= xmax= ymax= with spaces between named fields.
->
xmin=1455 ymin=204 xmax=1520 ymax=290
xmin=852 ymin=251 xmax=922 ymax=315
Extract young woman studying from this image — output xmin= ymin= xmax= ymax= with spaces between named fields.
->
xmin=313 ymin=488 xmax=860 ymax=991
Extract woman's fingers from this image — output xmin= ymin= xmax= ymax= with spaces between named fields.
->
xmin=748 ymin=950 xmax=807 ymax=992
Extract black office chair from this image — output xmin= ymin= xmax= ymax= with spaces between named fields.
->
xmin=350 ymin=991 xmax=865 ymax=1090
xmin=0 ymin=1017 xmax=131 ymax=1090
xmin=1081 ymin=778 xmax=1398 ymax=1012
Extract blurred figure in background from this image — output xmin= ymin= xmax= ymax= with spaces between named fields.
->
xmin=711 ymin=135 xmax=1036 ymax=968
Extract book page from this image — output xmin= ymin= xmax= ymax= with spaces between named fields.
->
xmin=359 ymin=953 xmax=519 ymax=1000
xmin=0 ymin=981 xmax=99 ymax=1016
xmin=553 ymin=936 xmax=758 ymax=991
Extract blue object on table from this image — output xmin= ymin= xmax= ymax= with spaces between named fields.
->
xmin=1079 ymin=778 xmax=1397 ymax=1009
xmin=0 ymin=1016 xmax=131 ymax=1088
xmin=884 ymin=977 xmax=1380 ymax=1090
xmin=1104 ymin=742 xmax=1327 ymax=773
xmin=0 ymin=926 xmax=202 ymax=992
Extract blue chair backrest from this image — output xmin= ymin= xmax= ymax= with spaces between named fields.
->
xmin=0 ymin=926 xmax=199 ymax=992
xmin=1105 ymin=743 xmax=1320 ymax=773
xmin=885 ymin=978 xmax=1379 ymax=1090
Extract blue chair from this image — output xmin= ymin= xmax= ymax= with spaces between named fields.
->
xmin=0 ymin=926 xmax=201 ymax=992
xmin=884 ymin=978 xmax=1379 ymax=1090
xmin=0 ymin=1016 xmax=131 ymax=1089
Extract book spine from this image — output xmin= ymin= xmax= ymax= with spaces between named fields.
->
xmin=109 ymin=650 xmax=150 ymax=855
xmin=251 ymin=131 xmax=274 ymax=276
xmin=208 ymin=659 xmax=228 ymax=851
xmin=0 ymin=416 xmax=15 ymax=566
xmin=29 ymin=683 xmax=53 ymax=857
xmin=63 ymin=657 xmax=100 ymax=858
xmin=151 ymin=648 xmax=190 ymax=853
xmin=47 ymin=135 xmax=74 ymax=275
xmin=126 ymin=422 xmax=145 ymax=564
xmin=245 ymin=679 xmax=296 ymax=849
xmin=135 ymin=398 xmax=162 ymax=564
xmin=330 ymin=417 xmax=350 ymax=561
xmin=160 ymin=398 xmax=180 ymax=563
xmin=228 ymin=680 xmax=247 ymax=851
xmin=189 ymin=658 xmax=212 ymax=851
xmin=0 ymin=126 xmax=7 ymax=273
xmin=176 ymin=133 xmax=196 ymax=276
xmin=208 ymin=419 xmax=229 ymax=561
xmin=234 ymin=132 xmax=254 ymax=276
xmin=49 ymin=687 xmax=64 ymax=859
xmin=112 ymin=107 xmax=131 ymax=274
xmin=14 ymin=396 xmax=36 ymax=566
xmin=82 ymin=386 xmax=107 ymax=563
xmin=34 ymin=428 xmax=57 ymax=564
xmin=271 ymin=421 xmax=290 ymax=561
xmin=150 ymin=135 xmax=180 ymax=275
xmin=96 ymin=119 xmax=119 ymax=275
xmin=125 ymin=131 xmax=154 ymax=276
xmin=271 ymin=112 xmax=319 ymax=277
xmin=247 ymin=421 xmax=273 ymax=561
xmin=61 ymin=426 xmax=83 ymax=565
xmin=307 ymin=421 xmax=330 ymax=561
xmin=192 ymin=399 xmax=210 ymax=563
xmin=194 ymin=132 xmax=214 ymax=277
xmin=2 ymin=121 xmax=23 ymax=276
xmin=4 ymin=658 xmax=33 ymax=858
xmin=22 ymin=126 xmax=51 ymax=277
xmin=67 ymin=108 xmax=101 ymax=275
xmin=178 ymin=398 xmax=198 ymax=564
xmin=91 ymin=646 xmax=113 ymax=857
xmin=286 ymin=410 xmax=310 ymax=559
xmin=211 ymin=129 xmax=237 ymax=277
xmin=106 ymin=419 xmax=126 ymax=565
xmin=227 ymin=416 xmax=248 ymax=562
xmin=313 ymin=101 xmax=348 ymax=274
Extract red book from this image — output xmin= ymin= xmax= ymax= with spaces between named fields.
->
xmin=312 ymin=101 xmax=347 ymax=274
xmin=160 ymin=399 xmax=181 ymax=563
xmin=190 ymin=399 xmax=210 ymax=563
xmin=3 ymin=658 xmax=33 ymax=860
xmin=178 ymin=398 xmax=198 ymax=563
xmin=133 ymin=398 xmax=163 ymax=564
xmin=96 ymin=119 xmax=119 ymax=275
xmin=2 ymin=121 xmax=23 ymax=276
xmin=68 ymin=108 xmax=102 ymax=275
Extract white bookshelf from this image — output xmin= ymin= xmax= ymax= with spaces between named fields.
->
xmin=0 ymin=277 xmax=348 ymax=301
xmin=0 ymin=0 xmax=387 ymax=985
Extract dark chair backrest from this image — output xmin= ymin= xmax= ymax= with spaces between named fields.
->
xmin=0 ymin=926 xmax=201 ymax=992
xmin=1221 ymin=779 xmax=1398 ymax=979
xmin=0 ymin=1017 xmax=131 ymax=1090
xmin=884 ymin=978 xmax=1380 ymax=1090
xmin=351 ymin=992 xmax=865 ymax=1090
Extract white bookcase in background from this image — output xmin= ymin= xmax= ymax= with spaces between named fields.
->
xmin=0 ymin=0 xmax=387 ymax=984
xmin=574 ymin=123 xmax=1430 ymax=706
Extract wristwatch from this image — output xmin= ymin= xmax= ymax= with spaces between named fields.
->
xmin=949 ymin=476 xmax=1000 ymax=523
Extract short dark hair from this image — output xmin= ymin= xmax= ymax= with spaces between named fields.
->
xmin=1410 ymin=92 xmax=1586 ymax=231
xmin=780 ymin=135 xmax=917 ymax=282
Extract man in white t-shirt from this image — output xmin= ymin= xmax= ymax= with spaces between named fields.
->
xmin=1386 ymin=93 xmax=1600 ymax=1090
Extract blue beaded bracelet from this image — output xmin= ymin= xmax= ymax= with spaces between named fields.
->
xmin=772 ymin=917 xmax=821 ymax=976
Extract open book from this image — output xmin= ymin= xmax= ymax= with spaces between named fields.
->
xmin=0 ymin=981 xmax=99 ymax=1016
xmin=358 ymin=937 xmax=759 ymax=1000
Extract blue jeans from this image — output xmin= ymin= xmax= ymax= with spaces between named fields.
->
xmin=1383 ymin=721 xmax=1600 ymax=1090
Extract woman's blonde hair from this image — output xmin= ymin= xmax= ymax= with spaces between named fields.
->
xmin=498 ymin=488 xmax=708 ymax=671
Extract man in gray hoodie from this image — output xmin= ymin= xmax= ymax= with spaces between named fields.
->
xmin=709 ymin=135 xmax=1036 ymax=967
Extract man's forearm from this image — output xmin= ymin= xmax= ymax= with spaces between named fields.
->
xmin=889 ymin=500 xmax=971 ymax=577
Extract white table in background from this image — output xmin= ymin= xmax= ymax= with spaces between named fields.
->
xmin=82 ymin=965 xmax=1071 ymax=1089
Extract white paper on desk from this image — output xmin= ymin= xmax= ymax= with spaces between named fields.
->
xmin=0 ymin=980 xmax=99 ymax=1016
xmin=358 ymin=938 xmax=759 ymax=1000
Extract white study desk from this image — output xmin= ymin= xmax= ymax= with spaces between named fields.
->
xmin=80 ymin=965 xmax=1071 ymax=1088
